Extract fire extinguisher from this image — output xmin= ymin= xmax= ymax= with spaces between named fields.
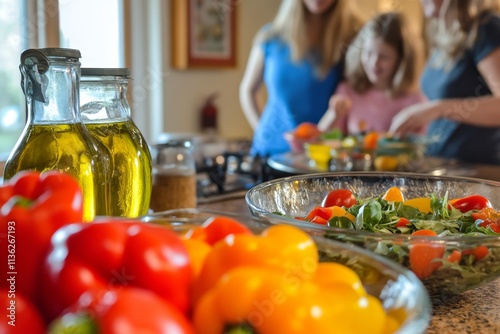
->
xmin=200 ymin=92 xmax=218 ymax=134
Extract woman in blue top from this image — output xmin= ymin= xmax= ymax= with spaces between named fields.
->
xmin=239 ymin=0 xmax=362 ymax=157
xmin=389 ymin=0 xmax=500 ymax=165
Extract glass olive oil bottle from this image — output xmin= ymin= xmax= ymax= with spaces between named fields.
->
xmin=80 ymin=68 xmax=152 ymax=217
xmin=3 ymin=48 xmax=110 ymax=221
xmin=4 ymin=48 xmax=109 ymax=221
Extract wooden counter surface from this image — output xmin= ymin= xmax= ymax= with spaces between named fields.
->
xmin=198 ymin=196 xmax=500 ymax=334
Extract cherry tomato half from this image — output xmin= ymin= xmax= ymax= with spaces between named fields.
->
xmin=321 ymin=189 xmax=357 ymax=208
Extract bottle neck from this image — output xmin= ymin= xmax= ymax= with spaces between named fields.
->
xmin=80 ymin=76 xmax=130 ymax=122
xmin=25 ymin=58 xmax=81 ymax=125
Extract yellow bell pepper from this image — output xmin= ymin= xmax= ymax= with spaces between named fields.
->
xmin=188 ymin=222 xmax=405 ymax=334
xmin=404 ymin=197 xmax=432 ymax=213
xmin=382 ymin=186 xmax=405 ymax=203
xmin=193 ymin=264 xmax=389 ymax=334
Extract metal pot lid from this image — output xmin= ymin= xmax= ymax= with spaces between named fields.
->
xmin=81 ymin=67 xmax=130 ymax=77
xmin=156 ymin=132 xmax=217 ymax=145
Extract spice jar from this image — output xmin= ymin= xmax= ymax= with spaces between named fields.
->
xmin=150 ymin=139 xmax=197 ymax=212
xmin=3 ymin=48 xmax=110 ymax=221
xmin=80 ymin=67 xmax=153 ymax=217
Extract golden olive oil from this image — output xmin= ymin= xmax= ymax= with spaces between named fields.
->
xmin=85 ymin=120 xmax=152 ymax=217
xmin=3 ymin=123 xmax=108 ymax=221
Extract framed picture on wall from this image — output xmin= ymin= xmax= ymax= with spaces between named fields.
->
xmin=171 ymin=0 xmax=237 ymax=69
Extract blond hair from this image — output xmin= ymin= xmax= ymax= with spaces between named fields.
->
xmin=345 ymin=11 xmax=421 ymax=97
xmin=426 ymin=0 xmax=500 ymax=65
xmin=255 ymin=0 xmax=363 ymax=77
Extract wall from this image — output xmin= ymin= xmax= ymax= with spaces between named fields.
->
xmin=143 ymin=0 xmax=422 ymax=143
xmin=158 ymin=0 xmax=281 ymax=142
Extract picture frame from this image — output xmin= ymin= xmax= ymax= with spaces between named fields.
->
xmin=171 ymin=0 xmax=237 ymax=69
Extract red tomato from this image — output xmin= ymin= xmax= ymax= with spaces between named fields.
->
xmin=462 ymin=245 xmax=490 ymax=261
xmin=321 ymin=189 xmax=357 ymax=208
xmin=477 ymin=220 xmax=500 ymax=233
xmin=471 ymin=208 xmax=500 ymax=233
xmin=409 ymin=230 xmax=445 ymax=279
xmin=447 ymin=250 xmax=462 ymax=263
xmin=396 ymin=217 xmax=411 ymax=227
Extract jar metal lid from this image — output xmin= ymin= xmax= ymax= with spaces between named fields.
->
xmin=20 ymin=48 xmax=81 ymax=75
xmin=21 ymin=48 xmax=81 ymax=61
xmin=81 ymin=67 xmax=130 ymax=77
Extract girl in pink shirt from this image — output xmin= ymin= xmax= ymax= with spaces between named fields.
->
xmin=318 ymin=11 xmax=425 ymax=134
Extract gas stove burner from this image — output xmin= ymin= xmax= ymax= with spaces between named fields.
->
xmin=196 ymin=151 xmax=267 ymax=198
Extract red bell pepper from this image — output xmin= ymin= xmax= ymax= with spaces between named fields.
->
xmin=40 ymin=220 xmax=193 ymax=321
xmin=49 ymin=287 xmax=194 ymax=334
xmin=450 ymin=194 xmax=492 ymax=213
xmin=0 ymin=289 xmax=45 ymax=334
xmin=184 ymin=215 xmax=253 ymax=245
xmin=0 ymin=170 xmax=83 ymax=304
xmin=305 ymin=206 xmax=334 ymax=225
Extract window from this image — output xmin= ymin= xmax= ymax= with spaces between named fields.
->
xmin=0 ymin=0 xmax=123 ymax=159
xmin=59 ymin=0 xmax=123 ymax=67
xmin=0 ymin=0 xmax=26 ymax=159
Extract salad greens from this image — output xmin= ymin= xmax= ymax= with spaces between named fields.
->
xmin=288 ymin=191 xmax=500 ymax=296
xmin=330 ymin=192 xmax=499 ymax=236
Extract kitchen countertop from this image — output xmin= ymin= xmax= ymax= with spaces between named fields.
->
xmin=198 ymin=196 xmax=500 ymax=334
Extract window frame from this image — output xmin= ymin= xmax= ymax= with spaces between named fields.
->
xmin=1 ymin=0 xmax=160 ymax=164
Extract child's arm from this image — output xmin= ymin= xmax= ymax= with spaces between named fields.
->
xmin=317 ymin=94 xmax=352 ymax=132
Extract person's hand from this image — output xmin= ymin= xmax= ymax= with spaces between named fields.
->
xmin=317 ymin=94 xmax=352 ymax=132
xmin=388 ymin=100 xmax=442 ymax=136
xmin=329 ymin=94 xmax=352 ymax=119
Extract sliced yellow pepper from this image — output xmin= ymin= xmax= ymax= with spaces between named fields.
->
xmin=329 ymin=205 xmax=356 ymax=222
xmin=403 ymin=197 xmax=432 ymax=213
xmin=382 ymin=186 xmax=405 ymax=203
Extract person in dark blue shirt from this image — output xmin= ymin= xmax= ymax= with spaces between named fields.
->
xmin=389 ymin=0 xmax=500 ymax=165
xmin=239 ymin=0 xmax=362 ymax=157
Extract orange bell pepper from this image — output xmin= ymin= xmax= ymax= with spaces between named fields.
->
xmin=182 ymin=215 xmax=255 ymax=280
xmin=184 ymin=215 xmax=253 ymax=245
xmin=192 ymin=224 xmax=318 ymax=303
